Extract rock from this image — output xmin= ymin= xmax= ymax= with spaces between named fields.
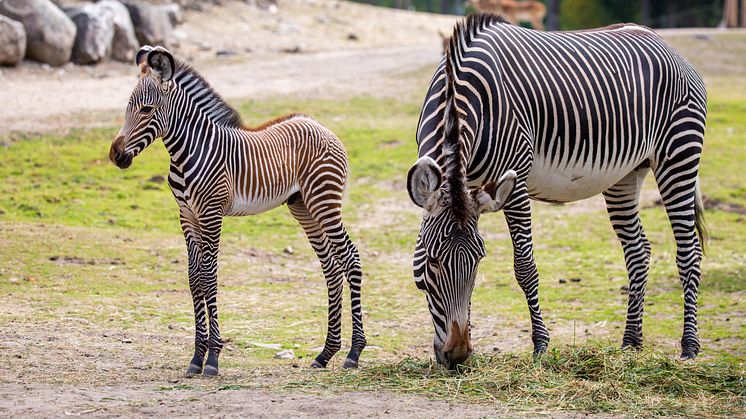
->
xmin=65 ymin=4 xmax=115 ymax=64
xmin=570 ymin=277 xmax=582 ymax=283
xmin=558 ymin=278 xmax=567 ymax=284
xmin=122 ymin=0 xmax=173 ymax=46
xmin=283 ymin=246 xmax=294 ymax=255
xmin=159 ymin=3 xmax=183 ymax=26
xmin=274 ymin=349 xmax=295 ymax=359
xmin=215 ymin=49 xmax=236 ymax=57
xmin=97 ymin=0 xmax=138 ymax=62
xmin=250 ymin=342 xmax=282 ymax=350
xmin=0 ymin=15 xmax=25 ymax=66
xmin=0 ymin=0 xmax=77 ymax=66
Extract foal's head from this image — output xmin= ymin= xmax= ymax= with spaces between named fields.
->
xmin=109 ymin=46 xmax=176 ymax=169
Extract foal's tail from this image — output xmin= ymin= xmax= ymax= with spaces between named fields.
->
xmin=694 ymin=176 xmax=708 ymax=256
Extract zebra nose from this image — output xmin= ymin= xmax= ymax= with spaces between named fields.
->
xmin=109 ymin=137 xmax=132 ymax=169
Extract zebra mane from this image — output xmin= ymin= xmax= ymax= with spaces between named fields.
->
xmin=171 ymin=60 xmax=244 ymax=128
xmin=442 ymin=18 xmax=473 ymax=225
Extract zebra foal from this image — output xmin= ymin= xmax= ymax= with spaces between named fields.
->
xmin=109 ymin=46 xmax=366 ymax=375
xmin=408 ymin=15 xmax=708 ymax=368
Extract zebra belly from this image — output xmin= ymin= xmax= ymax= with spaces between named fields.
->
xmin=525 ymin=158 xmax=641 ymax=203
xmin=225 ymin=186 xmax=299 ymax=216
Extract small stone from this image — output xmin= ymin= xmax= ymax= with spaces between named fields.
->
xmin=347 ymin=32 xmax=358 ymax=41
xmin=120 ymin=338 xmax=132 ymax=344
xmin=274 ymin=349 xmax=295 ymax=359
xmin=570 ymin=277 xmax=581 ymax=283
xmin=215 ymin=49 xmax=236 ymax=57
xmin=283 ymin=246 xmax=294 ymax=255
xmin=558 ymin=278 xmax=567 ymax=284
xmin=251 ymin=342 xmax=282 ymax=350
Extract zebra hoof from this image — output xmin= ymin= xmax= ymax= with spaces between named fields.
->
xmin=185 ymin=363 xmax=202 ymax=377
xmin=203 ymin=365 xmax=219 ymax=377
xmin=310 ymin=359 xmax=326 ymax=369
xmin=532 ymin=343 xmax=548 ymax=359
xmin=680 ymin=348 xmax=699 ymax=360
xmin=342 ymin=358 xmax=359 ymax=369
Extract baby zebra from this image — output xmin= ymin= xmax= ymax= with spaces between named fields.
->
xmin=109 ymin=46 xmax=366 ymax=375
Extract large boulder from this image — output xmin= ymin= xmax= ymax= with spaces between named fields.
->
xmin=96 ymin=0 xmax=138 ymax=62
xmin=0 ymin=14 xmax=25 ymax=66
xmin=65 ymin=4 xmax=114 ymax=64
xmin=0 ymin=0 xmax=76 ymax=66
xmin=121 ymin=1 xmax=173 ymax=46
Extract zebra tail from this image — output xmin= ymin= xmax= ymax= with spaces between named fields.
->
xmin=694 ymin=176 xmax=708 ymax=256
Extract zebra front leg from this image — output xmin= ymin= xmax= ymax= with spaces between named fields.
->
xmin=199 ymin=214 xmax=224 ymax=376
xmin=180 ymin=213 xmax=208 ymax=376
xmin=287 ymin=198 xmax=344 ymax=368
xmin=503 ymin=189 xmax=550 ymax=355
xmin=603 ymin=169 xmax=651 ymax=350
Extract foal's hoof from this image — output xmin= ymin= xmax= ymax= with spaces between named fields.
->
xmin=203 ymin=365 xmax=219 ymax=377
xmin=342 ymin=358 xmax=359 ymax=369
xmin=185 ymin=363 xmax=202 ymax=377
xmin=310 ymin=359 xmax=326 ymax=369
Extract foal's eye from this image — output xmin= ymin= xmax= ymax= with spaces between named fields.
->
xmin=139 ymin=105 xmax=154 ymax=114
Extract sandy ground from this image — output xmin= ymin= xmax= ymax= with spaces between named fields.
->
xmin=1 ymin=1 xmax=743 ymax=415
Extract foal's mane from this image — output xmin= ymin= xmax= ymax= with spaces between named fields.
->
xmin=171 ymin=60 xmax=244 ymax=129
xmin=171 ymin=61 xmax=307 ymax=132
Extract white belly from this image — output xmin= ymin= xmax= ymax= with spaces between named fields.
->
xmin=526 ymin=158 xmax=641 ymax=203
xmin=226 ymin=186 xmax=298 ymax=216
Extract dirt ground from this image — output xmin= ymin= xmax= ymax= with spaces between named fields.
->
xmin=1 ymin=1 xmax=743 ymax=416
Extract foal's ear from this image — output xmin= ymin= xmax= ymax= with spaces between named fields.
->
xmin=407 ymin=157 xmax=443 ymax=209
xmin=475 ymin=170 xmax=517 ymax=214
xmin=146 ymin=46 xmax=175 ymax=83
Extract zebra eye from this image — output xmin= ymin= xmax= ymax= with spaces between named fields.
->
xmin=139 ymin=105 xmax=154 ymax=114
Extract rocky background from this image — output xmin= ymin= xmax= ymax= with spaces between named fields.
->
xmin=0 ymin=0 xmax=280 ymax=67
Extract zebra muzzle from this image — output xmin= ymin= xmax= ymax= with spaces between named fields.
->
xmin=109 ymin=137 xmax=133 ymax=169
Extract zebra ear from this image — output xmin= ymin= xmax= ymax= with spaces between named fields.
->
xmin=147 ymin=46 xmax=175 ymax=82
xmin=407 ymin=157 xmax=443 ymax=209
xmin=476 ymin=170 xmax=517 ymax=214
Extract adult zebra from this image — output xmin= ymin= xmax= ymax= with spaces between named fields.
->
xmin=109 ymin=46 xmax=366 ymax=375
xmin=407 ymin=14 xmax=707 ymax=369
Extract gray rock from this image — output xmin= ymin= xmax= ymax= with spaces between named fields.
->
xmin=274 ymin=349 xmax=295 ymax=360
xmin=0 ymin=15 xmax=25 ymax=66
xmin=122 ymin=0 xmax=173 ymax=46
xmin=159 ymin=3 xmax=183 ymax=26
xmin=97 ymin=0 xmax=138 ymax=62
xmin=65 ymin=4 xmax=114 ymax=64
xmin=0 ymin=0 xmax=77 ymax=66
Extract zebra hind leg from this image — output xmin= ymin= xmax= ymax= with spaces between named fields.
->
xmin=302 ymin=195 xmax=367 ymax=368
xmin=330 ymin=227 xmax=366 ymax=369
xmin=288 ymin=196 xmax=345 ymax=368
xmin=603 ymin=168 xmax=651 ymax=350
xmin=654 ymin=144 xmax=705 ymax=358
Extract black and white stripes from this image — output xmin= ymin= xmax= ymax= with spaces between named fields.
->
xmin=110 ymin=46 xmax=366 ymax=376
xmin=408 ymin=14 xmax=707 ymax=366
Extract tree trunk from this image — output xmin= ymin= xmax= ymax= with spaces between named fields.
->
xmin=546 ymin=0 xmax=560 ymax=31
xmin=640 ymin=0 xmax=650 ymax=27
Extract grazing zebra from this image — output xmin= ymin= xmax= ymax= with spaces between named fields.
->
xmin=109 ymin=46 xmax=366 ymax=375
xmin=407 ymin=15 xmax=707 ymax=369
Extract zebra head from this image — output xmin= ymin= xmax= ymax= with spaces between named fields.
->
xmin=109 ymin=46 xmax=175 ymax=169
xmin=408 ymin=158 xmax=516 ymax=369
